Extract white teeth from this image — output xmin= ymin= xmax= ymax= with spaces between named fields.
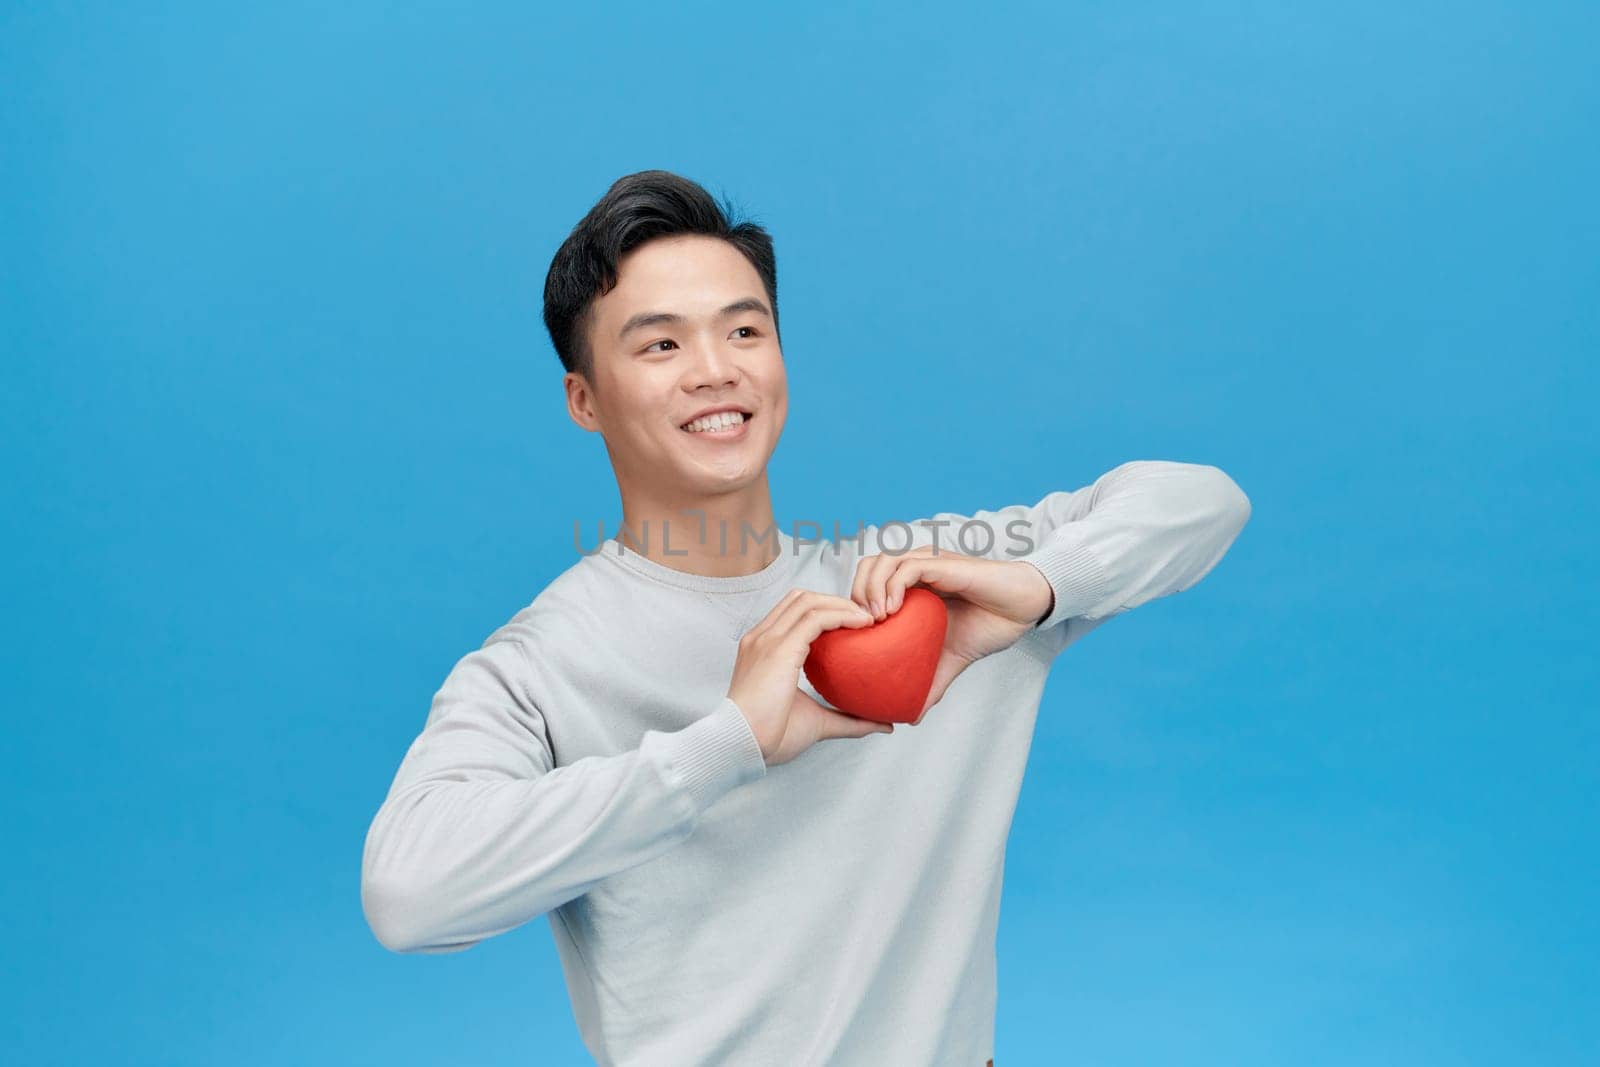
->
xmin=682 ymin=411 xmax=747 ymax=433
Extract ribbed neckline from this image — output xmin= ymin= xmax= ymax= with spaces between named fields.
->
xmin=596 ymin=528 xmax=803 ymax=594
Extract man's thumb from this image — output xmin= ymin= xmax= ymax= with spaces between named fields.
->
xmin=819 ymin=703 xmax=894 ymax=739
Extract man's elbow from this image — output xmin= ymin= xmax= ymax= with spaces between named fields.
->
xmin=362 ymin=870 xmax=487 ymax=955
xmin=1203 ymin=465 xmax=1252 ymax=530
xmin=363 ymin=871 xmax=426 ymax=953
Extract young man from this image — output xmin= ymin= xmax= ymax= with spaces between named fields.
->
xmin=361 ymin=170 xmax=1252 ymax=1065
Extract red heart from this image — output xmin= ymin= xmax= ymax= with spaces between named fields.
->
xmin=803 ymin=586 xmax=949 ymax=724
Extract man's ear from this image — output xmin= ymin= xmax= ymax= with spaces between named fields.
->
xmin=564 ymin=372 xmax=601 ymax=432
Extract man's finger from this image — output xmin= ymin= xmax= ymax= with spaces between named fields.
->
xmin=855 ymin=551 xmax=900 ymax=618
xmin=772 ymin=592 xmax=871 ymax=641
xmin=787 ymin=602 xmax=875 ymax=648
xmin=821 ymin=707 xmax=894 ymax=740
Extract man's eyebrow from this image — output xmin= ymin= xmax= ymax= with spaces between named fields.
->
xmin=618 ymin=298 xmax=772 ymax=341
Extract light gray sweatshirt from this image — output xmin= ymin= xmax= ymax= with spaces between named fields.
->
xmin=361 ymin=459 xmax=1251 ymax=1065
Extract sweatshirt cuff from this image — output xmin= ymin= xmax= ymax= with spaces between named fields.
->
xmin=1020 ymin=533 xmax=1113 ymax=630
xmin=658 ymin=696 xmax=768 ymax=812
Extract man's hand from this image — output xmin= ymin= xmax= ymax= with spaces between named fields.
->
xmin=727 ymin=589 xmax=894 ymax=766
xmin=850 ymin=544 xmax=1055 ymax=721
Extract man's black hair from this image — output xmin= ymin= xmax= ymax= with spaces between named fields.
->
xmin=543 ymin=169 xmax=780 ymax=383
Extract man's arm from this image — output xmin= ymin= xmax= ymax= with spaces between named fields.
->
xmin=1020 ymin=459 xmax=1251 ymax=629
xmin=905 ymin=459 xmax=1251 ymax=631
xmin=361 ymin=632 xmax=766 ymax=955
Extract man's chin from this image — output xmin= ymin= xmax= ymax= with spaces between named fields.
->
xmin=670 ymin=461 xmax=768 ymax=499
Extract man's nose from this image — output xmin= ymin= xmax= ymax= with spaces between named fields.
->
xmin=686 ymin=342 xmax=740 ymax=388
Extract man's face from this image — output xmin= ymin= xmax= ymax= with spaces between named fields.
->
xmin=566 ymin=234 xmax=788 ymax=506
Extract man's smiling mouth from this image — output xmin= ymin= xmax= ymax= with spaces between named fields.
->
xmin=680 ymin=410 xmax=753 ymax=434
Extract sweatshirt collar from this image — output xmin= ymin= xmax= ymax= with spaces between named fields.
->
xmin=597 ymin=528 xmax=801 ymax=594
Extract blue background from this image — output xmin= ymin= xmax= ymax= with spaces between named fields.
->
xmin=4 ymin=2 xmax=1595 ymax=1063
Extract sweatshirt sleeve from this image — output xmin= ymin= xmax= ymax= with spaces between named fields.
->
xmin=1019 ymin=460 xmax=1251 ymax=629
xmin=360 ymin=634 xmax=767 ymax=955
xmin=905 ymin=459 xmax=1251 ymax=631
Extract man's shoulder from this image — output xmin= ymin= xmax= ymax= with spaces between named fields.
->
xmin=482 ymin=549 xmax=614 ymax=648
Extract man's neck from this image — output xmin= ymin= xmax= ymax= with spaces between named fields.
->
xmin=616 ymin=487 xmax=782 ymax=579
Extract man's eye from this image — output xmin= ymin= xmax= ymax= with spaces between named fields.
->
xmin=645 ymin=340 xmax=677 ymax=353
xmin=733 ymin=326 xmax=760 ymax=339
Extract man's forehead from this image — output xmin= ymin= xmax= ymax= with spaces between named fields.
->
xmin=612 ymin=238 xmax=752 ymax=292
xmin=598 ymin=246 xmax=765 ymax=335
